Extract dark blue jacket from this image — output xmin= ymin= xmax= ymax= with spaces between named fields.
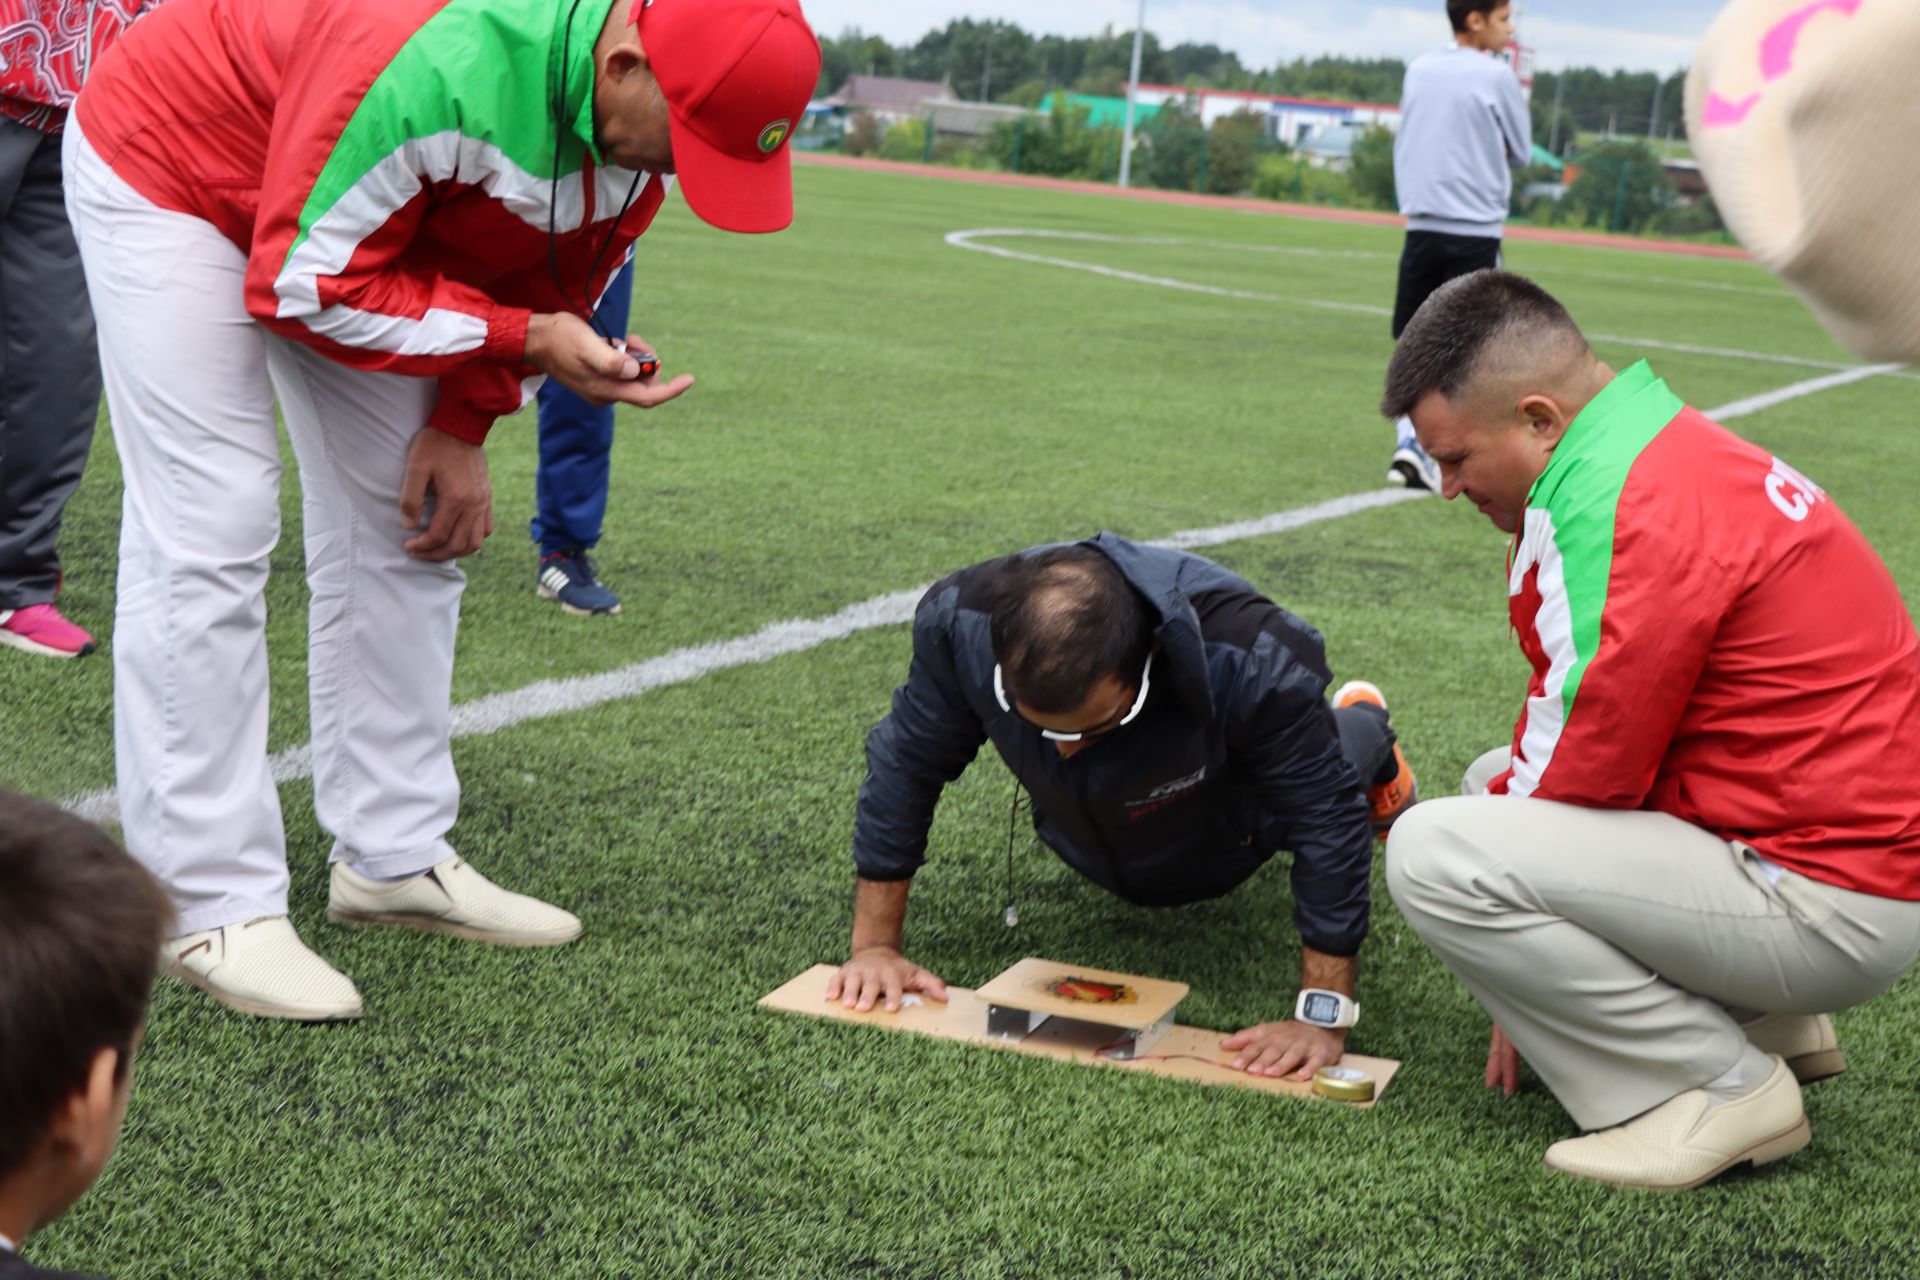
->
xmin=852 ymin=534 xmax=1375 ymax=957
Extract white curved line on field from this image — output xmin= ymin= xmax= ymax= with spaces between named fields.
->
xmin=944 ymin=228 xmax=1915 ymax=380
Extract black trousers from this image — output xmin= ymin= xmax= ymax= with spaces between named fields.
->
xmin=1332 ymin=701 xmax=1399 ymax=789
xmin=0 ymin=117 xmax=100 ymax=608
xmin=1391 ymin=229 xmax=1503 ymax=338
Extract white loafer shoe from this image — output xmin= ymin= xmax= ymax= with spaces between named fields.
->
xmin=1742 ymin=1012 xmax=1847 ymax=1084
xmin=159 ymin=917 xmax=364 ymax=1022
xmin=1543 ymin=1057 xmax=1809 ymax=1190
xmin=327 ymin=856 xmax=582 ymax=948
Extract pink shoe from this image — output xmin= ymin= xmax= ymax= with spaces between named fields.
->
xmin=0 ymin=603 xmax=97 ymax=658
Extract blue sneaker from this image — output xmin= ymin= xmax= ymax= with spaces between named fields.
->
xmin=1387 ymin=438 xmax=1442 ymax=493
xmin=536 ymin=550 xmax=622 ymax=616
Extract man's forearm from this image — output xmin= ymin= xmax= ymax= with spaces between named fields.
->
xmin=849 ymin=877 xmax=913 ymax=954
xmin=1300 ymin=946 xmax=1358 ymax=1000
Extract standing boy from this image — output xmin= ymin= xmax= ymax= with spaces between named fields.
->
xmin=1383 ymin=0 xmax=1532 ymax=491
xmin=0 ymin=790 xmax=174 ymax=1278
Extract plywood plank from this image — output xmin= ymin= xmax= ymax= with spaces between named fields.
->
xmin=759 ymin=964 xmax=1400 ymax=1107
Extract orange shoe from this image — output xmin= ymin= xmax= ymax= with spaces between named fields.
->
xmin=1333 ymin=680 xmax=1417 ymax=835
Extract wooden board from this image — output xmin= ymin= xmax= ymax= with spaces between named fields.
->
xmin=975 ymin=957 xmax=1188 ymax=1031
xmin=759 ymin=965 xmax=1401 ymax=1107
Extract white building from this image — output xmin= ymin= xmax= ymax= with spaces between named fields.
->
xmin=1128 ymin=84 xmax=1402 ymax=147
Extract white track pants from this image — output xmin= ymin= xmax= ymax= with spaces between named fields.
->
xmin=64 ymin=123 xmax=465 ymax=932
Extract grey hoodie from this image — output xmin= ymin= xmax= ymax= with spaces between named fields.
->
xmin=1395 ymin=45 xmax=1533 ymax=238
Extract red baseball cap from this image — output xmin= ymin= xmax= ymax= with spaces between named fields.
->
xmin=630 ymin=0 xmax=821 ymax=234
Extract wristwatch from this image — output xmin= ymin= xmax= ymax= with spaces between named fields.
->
xmin=1294 ymin=987 xmax=1360 ymax=1030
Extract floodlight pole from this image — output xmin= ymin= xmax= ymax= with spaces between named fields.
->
xmin=1117 ymin=0 xmax=1147 ymax=188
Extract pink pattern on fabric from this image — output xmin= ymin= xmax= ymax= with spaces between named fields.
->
xmin=1704 ymin=92 xmax=1763 ymax=127
xmin=1760 ymin=0 xmax=1862 ymax=79
xmin=1703 ymin=0 xmax=1864 ymax=130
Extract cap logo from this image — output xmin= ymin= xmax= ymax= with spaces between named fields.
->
xmin=757 ymin=119 xmax=792 ymax=153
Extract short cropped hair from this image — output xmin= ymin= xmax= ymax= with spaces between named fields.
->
xmin=1448 ymin=0 xmax=1507 ymax=33
xmin=987 ymin=546 xmax=1155 ymax=716
xmin=0 ymin=790 xmax=173 ymax=1179
xmin=1380 ymin=270 xmax=1589 ymax=419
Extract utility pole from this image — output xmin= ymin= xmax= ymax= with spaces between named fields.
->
xmin=1647 ymin=72 xmax=1665 ymax=142
xmin=1117 ymin=0 xmax=1147 ymax=188
xmin=980 ymin=21 xmax=995 ymax=102
xmin=1547 ymin=73 xmax=1565 ymax=156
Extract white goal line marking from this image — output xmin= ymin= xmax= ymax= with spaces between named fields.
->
xmin=943 ymin=228 xmax=1917 ymax=381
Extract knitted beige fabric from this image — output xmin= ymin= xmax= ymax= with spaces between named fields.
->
xmin=1687 ymin=0 xmax=1920 ymax=362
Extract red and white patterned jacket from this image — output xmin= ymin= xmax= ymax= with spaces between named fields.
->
xmin=0 ymin=0 xmax=153 ymax=132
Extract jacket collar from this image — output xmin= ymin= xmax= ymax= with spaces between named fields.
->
xmin=550 ymin=0 xmax=617 ymax=167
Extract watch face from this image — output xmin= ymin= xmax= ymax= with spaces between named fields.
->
xmin=1302 ymin=991 xmax=1342 ymax=1025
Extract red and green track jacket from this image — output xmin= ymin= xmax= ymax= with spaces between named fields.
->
xmin=73 ymin=0 xmax=665 ymax=444
xmin=1489 ymin=362 xmax=1920 ymax=900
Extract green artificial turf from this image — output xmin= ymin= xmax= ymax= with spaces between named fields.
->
xmin=8 ymin=163 xmax=1920 ymax=1279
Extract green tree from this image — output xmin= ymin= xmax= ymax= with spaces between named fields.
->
xmin=1348 ymin=124 xmax=1396 ymax=210
xmin=1165 ymin=42 xmax=1248 ymax=87
xmin=1253 ymin=153 xmax=1357 ymax=206
xmin=1566 ymin=141 xmax=1670 ymax=232
xmin=1142 ymin=95 xmax=1206 ymax=191
xmin=842 ymin=110 xmax=884 ymax=157
xmin=998 ymin=78 xmax=1049 ymax=108
xmin=1203 ymin=111 xmax=1265 ymax=195
xmin=878 ymin=118 xmax=927 ymax=163
xmin=988 ymin=101 xmax=1118 ymax=179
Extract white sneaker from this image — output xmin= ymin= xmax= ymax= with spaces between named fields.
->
xmin=1542 ymin=1056 xmax=1809 ymax=1190
xmin=1387 ymin=441 xmax=1443 ymax=493
xmin=159 ymin=917 xmax=364 ymax=1022
xmin=327 ymin=856 xmax=582 ymax=948
xmin=1742 ymin=1012 xmax=1847 ymax=1084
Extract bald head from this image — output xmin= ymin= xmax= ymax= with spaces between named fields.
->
xmin=1382 ymin=270 xmax=1601 ymax=422
xmin=988 ymin=547 xmax=1153 ymax=716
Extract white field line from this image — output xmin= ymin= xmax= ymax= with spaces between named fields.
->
xmin=962 ymin=226 xmax=1797 ymax=300
xmin=944 ymin=229 xmax=1920 ymax=381
xmin=1707 ymin=363 xmax=1907 ymax=419
xmin=58 ymin=296 xmax=1890 ymax=827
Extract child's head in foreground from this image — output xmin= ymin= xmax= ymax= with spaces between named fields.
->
xmin=0 ymin=789 xmax=173 ymax=1247
xmin=1448 ymin=1 xmax=1513 ymax=51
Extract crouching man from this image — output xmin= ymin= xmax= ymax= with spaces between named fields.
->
xmin=829 ymin=534 xmax=1417 ymax=1081
xmin=1382 ymin=270 xmax=1920 ymax=1189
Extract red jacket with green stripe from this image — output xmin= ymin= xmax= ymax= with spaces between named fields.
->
xmin=1489 ymin=362 xmax=1920 ymax=900
xmin=72 ymin=0 xmax=666 ymax=444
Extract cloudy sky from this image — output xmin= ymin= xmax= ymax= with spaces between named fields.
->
xmin=802 ymin=1 xmax=1726 ymax=75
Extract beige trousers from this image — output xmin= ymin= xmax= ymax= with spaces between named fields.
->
xmin=1386 ymin=748 xmax=1920 ymax=1129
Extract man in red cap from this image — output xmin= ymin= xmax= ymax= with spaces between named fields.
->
xmin=61 ymin=0 xmax=820 ymax=1022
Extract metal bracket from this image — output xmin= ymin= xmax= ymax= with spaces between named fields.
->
xmin=985 ymin=1004 xmax=1047 ymax=1041
xmin=1094 ymin=1008 xmax=1176 ymax=1060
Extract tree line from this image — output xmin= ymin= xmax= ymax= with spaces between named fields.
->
xmin=818 ymin=20 xmax=1694 ymax=152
